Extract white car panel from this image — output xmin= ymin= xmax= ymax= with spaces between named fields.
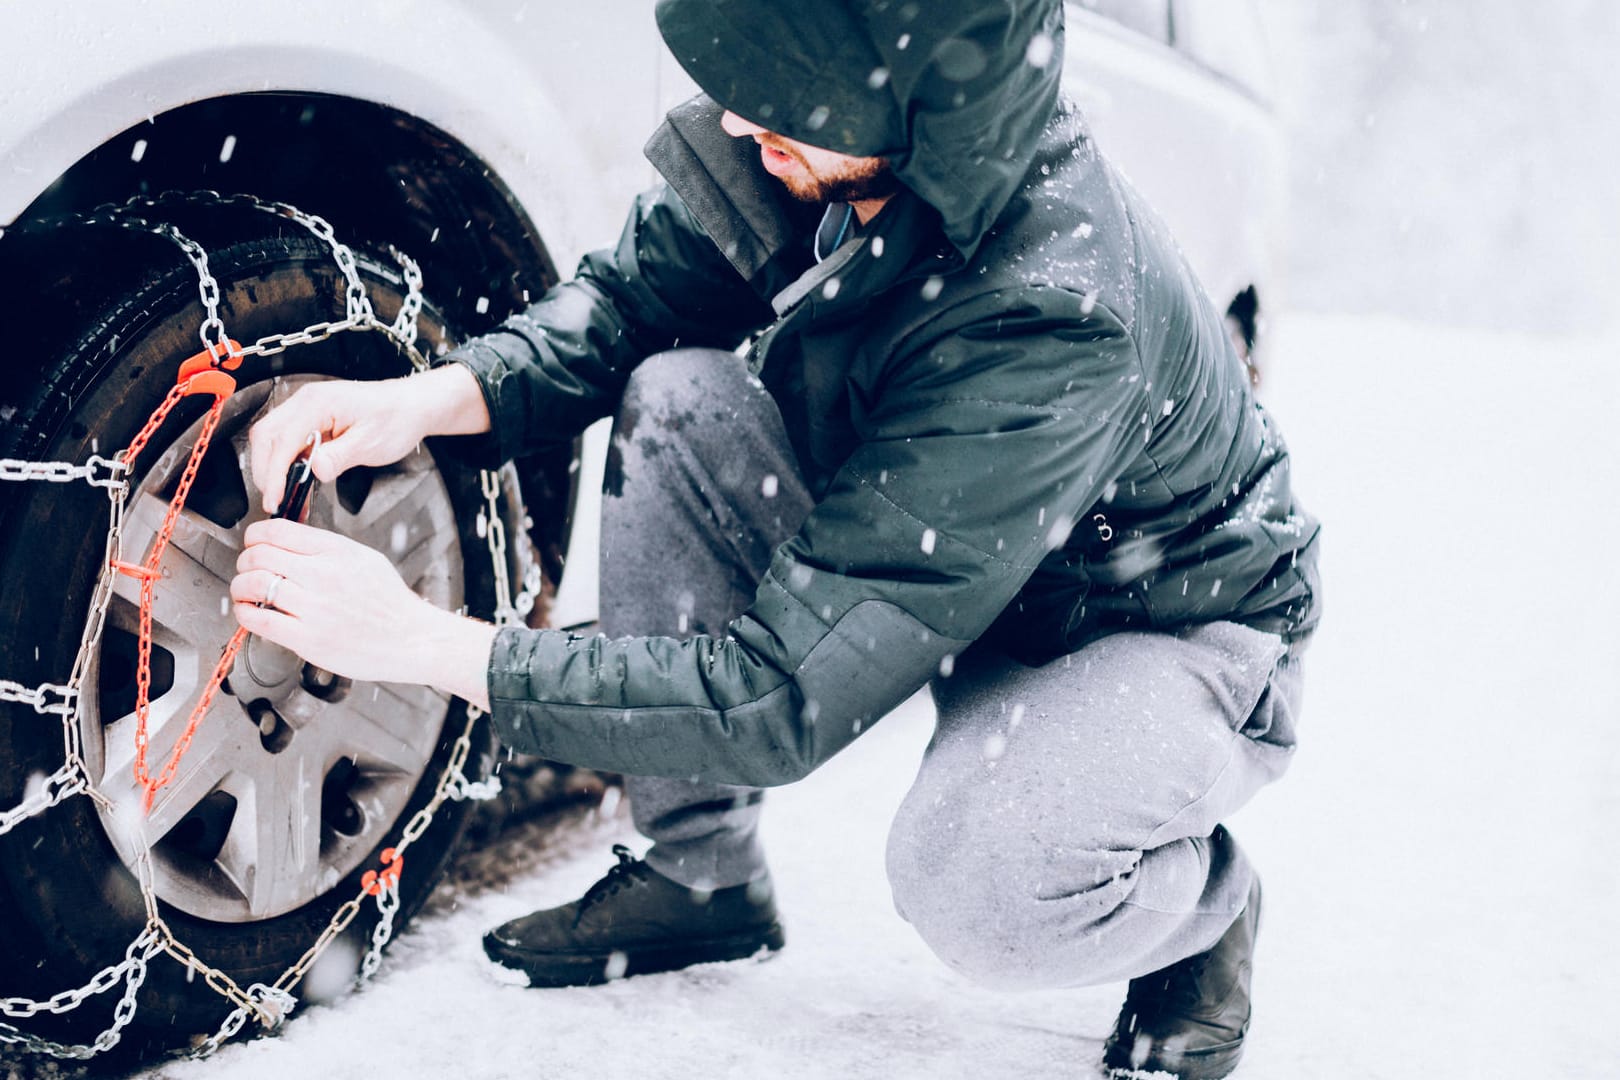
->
xmin=0 ymin=2 xmax=666 ymax=271
xmin=1064 ymin=5 xmax=1285 ymax=321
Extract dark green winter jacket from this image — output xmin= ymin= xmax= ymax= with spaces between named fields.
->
xmin=446 ymin=0 xmax=1320 ymax=786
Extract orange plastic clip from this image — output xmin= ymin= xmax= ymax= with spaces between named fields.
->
xmin=176 ymin=340 xmax=243 ymax=399
xmin=108 ymin=559 xmax=159 ymax=582
xmin=362 ymin=847 xmax=404 ymax=896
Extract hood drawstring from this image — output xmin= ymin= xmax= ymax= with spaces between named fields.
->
xmin=814 ymin=203 xmax=856 ymax=264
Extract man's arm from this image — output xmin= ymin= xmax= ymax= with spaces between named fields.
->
xmin=437 ymin=182 xmax=777 ymax=469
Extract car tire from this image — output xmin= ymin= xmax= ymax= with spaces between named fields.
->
xmin=0 ymin=231 xmax=499 ymax=1061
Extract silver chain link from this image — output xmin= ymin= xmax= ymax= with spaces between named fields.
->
xmin=0 ymin=762 xmax=86 ymax=837
xmin=0 ymin=454 xmax=128 ymax=489
xmin=0 ymin=190 xmax=511 ymax=1062
xmin=358 ymin=881 xmax=402 ymax=982
xmin=480 ymin=469 xmax=517 ymax=626
xmin=0 ymin=927 xmax=162 ymax=1059
xmin=190 ymin=983 xmax=296 ymax=1059
xmin=0 ymin=679 xmax=77 ymax=717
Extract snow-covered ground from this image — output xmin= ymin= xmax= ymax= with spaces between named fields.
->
xmin=27 ymin=312 xmax=1584 ymax=1080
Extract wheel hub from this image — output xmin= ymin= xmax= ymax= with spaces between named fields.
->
xmin=242 ymin=635 xmax=300 ymax=692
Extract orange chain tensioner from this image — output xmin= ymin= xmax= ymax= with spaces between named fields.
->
xmin=109 ymin=341 xmax=246 ymax=813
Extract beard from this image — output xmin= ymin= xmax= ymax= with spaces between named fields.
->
xmin=767 ymin=142 xmax=903 ymax=205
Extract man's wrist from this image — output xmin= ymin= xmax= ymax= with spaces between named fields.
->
xmin=402 ymin=362 xmax=492 ymax=438
xmin=411 ymin=602 xmax=498 ymax=712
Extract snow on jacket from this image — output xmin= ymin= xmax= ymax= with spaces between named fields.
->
xmin=443 ymin=0 xmax=1321 ymax=786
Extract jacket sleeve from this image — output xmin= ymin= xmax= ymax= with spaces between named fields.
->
xmin=438 ymin=182 xmax=776 ymax=467
xmin=486 ymin=289 xmax=1149 ymax=786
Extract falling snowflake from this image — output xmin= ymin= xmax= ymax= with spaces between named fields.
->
xmin=1026 ymin=32 xmax=1055 ymax=69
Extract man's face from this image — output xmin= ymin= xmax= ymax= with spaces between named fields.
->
xmin=720 ymin=110 xmax=899 ymax=205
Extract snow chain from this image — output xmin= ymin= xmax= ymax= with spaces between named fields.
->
xmin=0 ymin=190 xmax=538 ymax=1062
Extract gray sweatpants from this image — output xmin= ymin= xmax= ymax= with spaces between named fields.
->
xmin=599 ymin=348 xmax=1305 ymax=989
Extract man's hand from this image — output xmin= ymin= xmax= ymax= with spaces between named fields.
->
xmin=250 ymin=364 xmax=492 ymax=514
xmin=231 ymin=519 xmax=497 ymax=709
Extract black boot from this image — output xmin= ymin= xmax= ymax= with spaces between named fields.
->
xmin=482 ymin=844 xmax=785 ymax=987
xmin=1102 ymin=877 xmax=1262 ymax=1079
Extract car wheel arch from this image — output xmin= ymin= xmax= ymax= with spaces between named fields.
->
xmin=4 ymin=91 xmax=561 ymax=384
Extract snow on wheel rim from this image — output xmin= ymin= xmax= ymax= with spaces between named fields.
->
xmin=83 ymin=374 xmax=462 ymax=923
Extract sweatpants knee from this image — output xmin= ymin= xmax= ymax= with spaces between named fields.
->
xmin=619 ymin=348 xmax=737 ymax=421
xmin=885 ymin=802 xmax=1139 ymax=989
xmin=606 ymin=349 xmax=746 ymax=504
xmin=609 ymin=347 xmax=782 ymax=498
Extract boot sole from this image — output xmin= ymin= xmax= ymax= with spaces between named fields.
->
xmin=485 ymin=922 xmax=786 ymax=988
xmin=1103 ymin=1038 xmax=1244 ymax=1080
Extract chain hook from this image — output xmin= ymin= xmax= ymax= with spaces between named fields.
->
xmin=361 ymin=847 xmax=404 ymax=897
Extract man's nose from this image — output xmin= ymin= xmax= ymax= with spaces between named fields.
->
xmin=720 ymin=110 xmax=766 ymax=138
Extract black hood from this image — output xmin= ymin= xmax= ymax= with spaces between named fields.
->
xmin=656 ymin=0 xmax=1065 ymax=262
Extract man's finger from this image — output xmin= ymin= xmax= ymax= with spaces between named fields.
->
xmin=234 ymin=541 xmax=309 ymax=581
xmin=249 ymin=420 xmax=291 ymax=515
xmin=242 ymin=517 xmax=341 ymax=556
xmin=233 ymin=600 xmax=303 ymax=653
xmin=250 ymin=388 xmax=337 ymax=513
xmin=252 ymin=417 xmax=322 ymax=514
xmin=229 ymin=568 xmax=305 ymax=615
xmin=307 ymin=440 xmax=348 ymax=484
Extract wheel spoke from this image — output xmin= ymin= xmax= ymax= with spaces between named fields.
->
xmin=101 ymin=693 xmax=251 ymax=828
xmin=329 ymin=452 xmax=459 ymax=601
xmin=162 ymin=503 xmax=246 ymax=585
xmin=114 ymin=491 xmax=241 ymax=648
xmin=132 ymin=726 xmax=243 ymax=842
xmin=100 ymin=594 xmax=200 ymax=729
xmin=218 ymin=754 xmax=325 ymax=917
xmin=330 ymin=681 xmax=445 ymax=776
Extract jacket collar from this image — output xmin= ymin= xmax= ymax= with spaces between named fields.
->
xmin=644 ymin=95 xmax=810 ymax=289
xmin=645 ymin=94 xmax=962 ymax=318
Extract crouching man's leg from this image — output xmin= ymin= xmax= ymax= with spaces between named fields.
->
xmin=483 ymin=349 xmax=813 ymax=986
xmin=885 ymin=623 xmax=1305 ymax=1078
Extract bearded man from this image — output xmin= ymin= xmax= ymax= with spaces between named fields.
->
xmin=238 ymin=2 xmax=1320 ymax=1075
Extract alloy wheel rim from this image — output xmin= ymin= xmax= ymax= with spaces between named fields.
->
xmin=84 ymin=374 xmax=463 ymax=922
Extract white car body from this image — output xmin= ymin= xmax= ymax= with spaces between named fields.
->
xmin=0 ymin=0 xmax=1282 ymax=627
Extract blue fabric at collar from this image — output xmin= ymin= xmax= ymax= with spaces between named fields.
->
xmin=814 ymin=203 xmax=855 ymax=263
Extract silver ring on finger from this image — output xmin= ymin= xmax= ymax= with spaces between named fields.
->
xmin=263 ymin=572 xmax=285 ymax=611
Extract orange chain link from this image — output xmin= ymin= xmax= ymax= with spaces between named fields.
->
xmin=108 ymin=343 xmax=242 ymax=813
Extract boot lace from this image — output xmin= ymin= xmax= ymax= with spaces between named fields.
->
xmin=576 ymin=844 xmax=650 ymax=916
